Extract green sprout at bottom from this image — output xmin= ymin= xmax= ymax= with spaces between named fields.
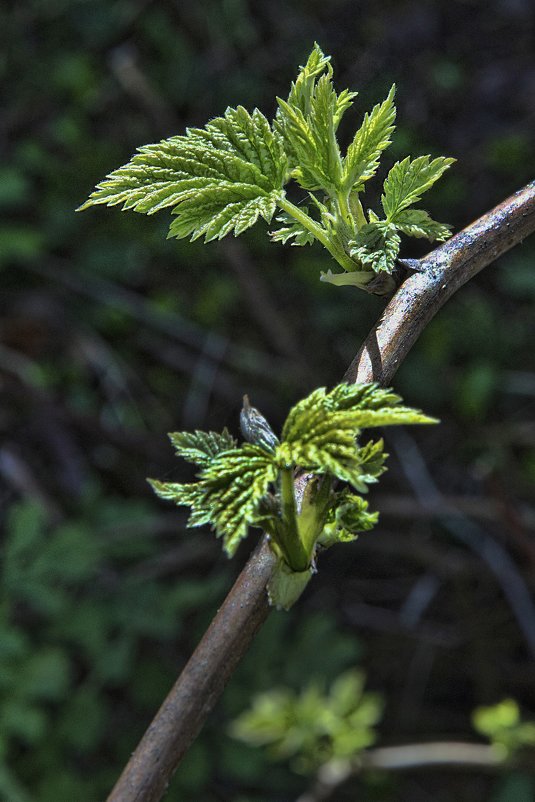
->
xmin=150 ymin=382 xmax=437 ymax=609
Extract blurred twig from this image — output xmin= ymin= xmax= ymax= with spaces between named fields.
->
xmin=22 ymin=258 xmax=298 ymax=382
xmin=390 ymin=427 xmax=535 ymax=659
xmin=137 ymin=332 xmax=242 ymax=405
xmin=295 ymin=742 xmax=505 ymax=802
xmin=181 ymin=331 xmax=229 ymax=429
xmin=376 ymin=491 xmax=535 ymax=530
xmin=110 ymin=44 xmax=177 ymax=131
xmin=2 ymin=376 xmax=166 ymax=465
xmin=127 ymin=540 xmax=218 ymax=582
xmin=107 ymin=181 xmax=535 ymax=802
xmin=221 ymin=238 xmax=304 ymax=364
xmin=0 ymin=445 xmax=63 ymax=523
xmin=343 ymin=599 xmax=459 ymax=648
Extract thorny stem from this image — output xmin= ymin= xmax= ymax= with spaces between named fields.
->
xmin=106 ymin=180 xmax=535 ymax=802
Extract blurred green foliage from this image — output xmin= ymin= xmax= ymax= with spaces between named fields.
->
xmin=473 ymin=700 xmax=535 ymax=760
xmin=473 ymin=702 xmax=535 ymax=802
xmin=231 ymin=669 xmax=382 ymax=773
xmin=491 ymin=773 xmax=535 ymax=802
xmin=1 ymin=495 xmax=364 ymax=800
xmin=0 ymin=498 xmax=230 ymax=801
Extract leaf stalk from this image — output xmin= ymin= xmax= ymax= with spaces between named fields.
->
xmin=278 ymin=467 xmax=310 ymax=571
xmin=278 ymin=196 xmax=357 ymax=273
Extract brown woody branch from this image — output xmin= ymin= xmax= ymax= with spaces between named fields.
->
xmin=107 ymin=180 xmax=535 ymax=802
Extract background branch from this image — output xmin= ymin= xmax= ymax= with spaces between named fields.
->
xmin=296 ymin=742 xmax=505 ymax=802
xmin=107 ymin=180 xmax=535 ymax=802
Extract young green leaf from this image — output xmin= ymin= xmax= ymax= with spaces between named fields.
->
xmin=270 ymin=210 xmax=317 ymax=246
xmin=148 ymin=480 xmax=213 ymax=528
xmin=150 ymin=445 xmax=278 ymax=557
xmin=319 ymin=493 xmax=379 ymax=548
xmin=381 ymin=155 xmax=455 ymax=221
xmin=277 ymin=383 xmax=436 ymax=489
xmin=472 ymin=699 xmax=535 ymax=759
xmin=349 ymin=221 xmax=401 ymax=273
xmin=196 ymin=445 xmax=278 ymax=556
xmin=281 ymin=382 xmax=432 ymax=436
xmin=341 ymin=85 xmax=396 ymax=192
xmin=79 ymin=106 xmax=287 ymax=242
xmin=168 ymin=429 xmax=237 ymax=468
xmin=323 ymin=381 xmax=402 ymax=411
xmin=231 ymin=669 xmax=383 ymax=768
xmin=285 ymin=43 xmax=334 ymax=116
xmin=393 ymin=208 xmax=452 ymax=241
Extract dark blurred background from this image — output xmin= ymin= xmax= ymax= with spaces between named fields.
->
xmin=2 ymin=2 xmax=535 ymax=800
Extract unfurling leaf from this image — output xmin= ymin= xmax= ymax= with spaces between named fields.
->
xmin=319 ymin=493 xmax=379 ymax=548
xmin=270 ymin=210 xmax=317 ymax=246
xmin=393 ymin=208 xmax=452 ymax=241
xmin=342 ymin=85 xmax=396 ymax=191
xmin=79 ymin=106 xmax=287 ymax=242
xmin=277 ymin=43 xmax=356 ymax=194
xmin=349 ymin=221 xmax=401 ymax=274
xmin=381 ymin=155 xmax=455 ymax=220
xmin=285 ymin=43 xmax=335 ymax=117
xmin=276 ymin=82 xmax=344 ymax=194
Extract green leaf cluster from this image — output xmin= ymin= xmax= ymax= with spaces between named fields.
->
xmin=230 ymin=669 xmax=383 ymax=773
xmin=472 ymin=699 xmax=535 ymax=759
xmin=80 ymin=44 xmax=453 ymax=294
xmin=345 ymin=155 xmax=454 ymax=274
xmin=150 ymin=382 xmax=437 ymax=608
